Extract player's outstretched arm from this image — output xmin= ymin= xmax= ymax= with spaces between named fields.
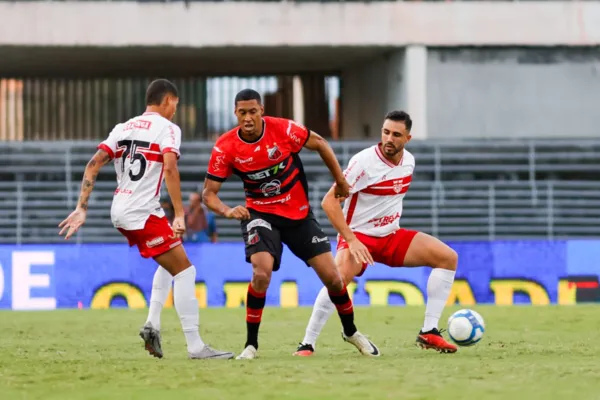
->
xmin=202 ymin=178 xmax=250 ymax=220
xmin=322 ymin=187 xmax=374 ymax=266
xmin=58 ymin=149 xmax=111 ymax=239
xmin=163 ymin=152 xmax=186 ymax=238
xmin=304 ymin=132 xmax=350 ymax=199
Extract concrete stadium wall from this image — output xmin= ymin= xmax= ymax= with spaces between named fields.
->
xmin=427 ymin=48 xmax=600 ymax=139
xmin=2 ymin=2 xmax=599 ymax=139
xmin=1 ymin=2 xmax=599 ymax=47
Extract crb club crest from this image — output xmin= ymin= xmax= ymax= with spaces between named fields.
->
xmin=267 ymin=143 xmax=282 ymax=160
xmin=393 ymin=180 xmax=403 ymax=193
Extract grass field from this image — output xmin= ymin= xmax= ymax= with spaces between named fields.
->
xmin=1 ymin=305 xmax=599 ymax=400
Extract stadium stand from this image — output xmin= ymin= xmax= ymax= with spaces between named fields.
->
xmin=1 ymin=139 xmax=599 ymax=243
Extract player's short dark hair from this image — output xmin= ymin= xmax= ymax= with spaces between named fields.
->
xmin=146 ymin=79 xmax=179 ymax=106
xmin=234 ymin=89 xmax=262 ymax=105
xmin=385 ymin=110 xmax=412 ymax=131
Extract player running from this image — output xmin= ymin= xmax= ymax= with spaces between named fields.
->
xmin=294 ymin=110 xmax=459 ymax=356
xmin=58 ymin=79 xmax=233 ymax=360
xmin=202 ymin=89 xmax=379 ymax=360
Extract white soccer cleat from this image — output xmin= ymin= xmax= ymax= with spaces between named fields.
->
xmin=342 ymin=331 xmax=381 ymax=357
xmin=188 ymin=345 xmax=235 ymax=360
xmin=235 ymin=345 xmax=258 ymax=360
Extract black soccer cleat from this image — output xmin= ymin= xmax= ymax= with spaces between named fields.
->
xmin=293 ymin=343 xmax=315 ymax=357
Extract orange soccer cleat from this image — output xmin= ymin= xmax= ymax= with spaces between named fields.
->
xmin=416 ymin=328 xmax=458 ymax=354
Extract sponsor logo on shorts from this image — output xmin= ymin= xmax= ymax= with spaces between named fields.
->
xmin=146 ymin=236 xmax=165 ymax=248
xmin=311 ymin=236 xmax=328 ymax=244
xmin=247 ymin=231 xmax=260 ymax=245
xmin=247 ymin=219 xmax=272 ymax=232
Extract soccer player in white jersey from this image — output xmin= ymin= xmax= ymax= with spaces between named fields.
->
xmin=58 ymin=79 xmax=233 ymax=360
xmin=294 ymin=110 xmax=459 ymax=356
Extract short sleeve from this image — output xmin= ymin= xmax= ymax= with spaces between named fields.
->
xmin=97 ymin=124 xmax=121 ymax=159
xmin=284 ymin=119 xmax=310 ymax=153
xmin=206 ymin=143 xmax=233 ymax=182
xmin=344 ymin=155 xmax=369 ymax=194
xmin=159 ymin=124 xmax=182 ymax=159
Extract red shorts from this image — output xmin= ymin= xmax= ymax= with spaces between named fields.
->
xmin=337 ymin=229 xmax=419 ymax=277
xmin=118 ymin=215 xmax=182 ymax=259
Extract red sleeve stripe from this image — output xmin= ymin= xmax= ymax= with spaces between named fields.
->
xmin=162 ymin=147 xmax=180 ymax=158
xmin=97 ymin=143 xmax=114 ymax=159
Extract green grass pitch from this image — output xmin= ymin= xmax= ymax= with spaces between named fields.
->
xmin=1 ymin=306 xmax=599 ymax=400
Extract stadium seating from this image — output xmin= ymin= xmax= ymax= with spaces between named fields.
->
xmin=1 ymin=139 xmax=599 ymax=243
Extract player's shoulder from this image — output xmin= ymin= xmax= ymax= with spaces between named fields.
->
xmin=264 ymin=116 xmax=306 ymax=133
xmin=263 ymin=116 xmax=289 ymax=127
xmin=213 ymin=128 xmax=238 ymax=151
xmin=351 ymin=145 xmax=379 ymax=163
xmin=402 ymin=149 xmax=416 ymax=166
xmin=146 ymin=114 xmax=181 ymax=132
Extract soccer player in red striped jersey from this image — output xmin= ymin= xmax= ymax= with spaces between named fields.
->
xmin=203 ymin=89 xmax=379 ymax=359
xmin=295 ymin=111 xmax=459 ymax=356
xmin=59 ymin=79 xmax=233 ymax=360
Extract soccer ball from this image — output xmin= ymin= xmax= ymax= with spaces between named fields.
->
xmin=447 ymin=309 xmax=485 ymax=346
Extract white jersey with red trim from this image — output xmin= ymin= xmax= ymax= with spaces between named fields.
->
xmin=97 ymin=112 xmax=182 ymax=230
xmin=342 ymin=144 xmax=415 ymax=237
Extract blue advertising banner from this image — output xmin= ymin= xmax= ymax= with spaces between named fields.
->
xmin=0 ymin=240 xmax=599 ymax=310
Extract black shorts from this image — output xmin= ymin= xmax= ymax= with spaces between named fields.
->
xmin=240 ymin=208 xmax=332 ymax=271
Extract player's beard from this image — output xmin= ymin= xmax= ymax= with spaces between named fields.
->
xmin=383 ymin=143 xmax=402 ymax=157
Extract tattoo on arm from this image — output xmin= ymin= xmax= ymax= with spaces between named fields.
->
xmin=76 ymin=150 xmax=110 ymax=210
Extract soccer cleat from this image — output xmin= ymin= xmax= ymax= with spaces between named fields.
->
xmin=235 ymin=345 xmax=258 ymax=360
xmin=139 ymin=322 xmax=163 ymax=359
xmin=342 ymin=331 xmax=380 ymax=357
xmin=189 ymin=345 xmax=235 ymax=360
xmin=293 ymin=343 xmax=315 ymax=357
xmin=416 ymin=328 xmax=458 ymax=354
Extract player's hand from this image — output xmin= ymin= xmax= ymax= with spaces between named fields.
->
xmin=347 ymin=238 xmax=374 ymax=266
xmin=58 ymin=208 xmax=87 ymax=240
xmin=170 ymin=216 xmax=186 ymax=239
xmin=225 ymin=206 xmax=251 ymax=220
xmin=334 ymin=179 xmax=351 ymax=200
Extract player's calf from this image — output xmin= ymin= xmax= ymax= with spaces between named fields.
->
xmin=242 ymin=252 xmax=273 ymax=355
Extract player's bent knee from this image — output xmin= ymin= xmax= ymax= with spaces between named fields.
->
xmin=323 ymin=275 xmax=344 ymax=293
xmin=251 ymin=269 xmax=271 ymax=292
xmin=153 ymin=245 xmax=192 ymax=276
xmin=435 ymin=247 xmax=458 ymax=271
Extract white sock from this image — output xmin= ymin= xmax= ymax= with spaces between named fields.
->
xmin=302 ymin=286 xmax=336 ymax=347
xmin=146 ymin=266 xmax=173 ymax=331
xmin=173 ymin=266 xmax=205 ymax=353
xmin=423 ymin=268 xmax=456 ymax=332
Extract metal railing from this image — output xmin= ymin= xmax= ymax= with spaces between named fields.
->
xmin=1 ymin=139 xmax=599 ymax=243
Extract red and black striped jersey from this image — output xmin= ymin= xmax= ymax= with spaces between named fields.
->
xmin=207 ymin=116 xmax=311 ymax=220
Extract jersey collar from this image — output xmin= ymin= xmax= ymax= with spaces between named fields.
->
xmin=375 ymin=143 xmax=403 ymax=167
